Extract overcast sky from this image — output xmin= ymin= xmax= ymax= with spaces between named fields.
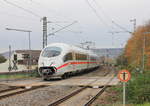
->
xmin=0 ymin=0 xmax=150 ymax=53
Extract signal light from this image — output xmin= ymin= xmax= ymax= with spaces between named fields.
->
xmin=14 ymin=54 xmax=17 ymax=61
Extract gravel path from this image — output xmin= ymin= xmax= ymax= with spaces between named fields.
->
xmin=0 ymin=85 xmax=79 ymax=106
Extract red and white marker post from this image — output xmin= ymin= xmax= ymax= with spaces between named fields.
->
xmin=118 ymin=70 xmax=131 ymax=106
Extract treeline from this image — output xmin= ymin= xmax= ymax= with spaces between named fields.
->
xmin=122 ymin=21 xmax=150 ymax=70
xmin=116 ymin=21 xmax=150 ymax=104
xmin=0 ymin=55 xmax=6 ymax=63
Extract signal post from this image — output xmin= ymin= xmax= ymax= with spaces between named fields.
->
xmin=118 ymin=70 xmax=131 ymax=106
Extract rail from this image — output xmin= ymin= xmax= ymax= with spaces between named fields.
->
xmin=0 ymin=85 xmax=47 ymax=100
xmin=84 ymin=86 xmax=107 ymax=106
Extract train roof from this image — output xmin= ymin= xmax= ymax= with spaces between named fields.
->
xmin=45 ymin=43 xmax=97 ymax=56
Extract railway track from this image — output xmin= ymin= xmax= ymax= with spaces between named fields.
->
xmin=48 ymin=76 xmax=114 ymax=106
xmin=0 ymin=86 xmax=20 ymax=94
xmin=0 ymin=66 xmax=116 ymax=105
xmin=0 ymin=85 xmax=47 ymax=100
xmin=84 ymin=86 xmax=107 ymax=106
xmin=48 ymin=86 xmax=107 ymax=106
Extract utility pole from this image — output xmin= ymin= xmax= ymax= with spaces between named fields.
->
xmin=80 ymin=41 xmax=94 ymax=50
xmin=8 ymin=45 xmax=12 ymax=72
xmin=130 ymin=19 xmax=136 ymax=32
xmin=42 ymin=18 xmax=78 ymax=48
xmin=43 ymin=17 xmax=47 ymax=48
xmin=6 ymin=28 xmax=32 ymax=70
xmin=142 ymin=32 xmax=150 ymax=73
xmin=80 ymin=43 xmax=85 ymax=48
xmin=142 ymin=34 xmax=146 ymax=73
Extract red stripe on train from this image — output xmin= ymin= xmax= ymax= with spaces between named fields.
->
xmin=56 ymin=61 xmax=97 ymax=70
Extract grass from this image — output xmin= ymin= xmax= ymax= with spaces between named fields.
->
xmin=94 ymin=79 xmax=150 ymax=106
xmin=95 ymin=103 xmax=150 ymax=106
xmin=0 ymin=71 xmax=40 ymax=80
xmin=135 ymin=103 xmax=150 ymax=106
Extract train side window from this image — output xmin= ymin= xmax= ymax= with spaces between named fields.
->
xmin=75 ymin=53 xmax=78 ymax=60
xmin=64 ymin=53 xmax=73 ymax=62
xmin=75 ymin=53 xmax=87 ymax=60
xmin=90 ymin=56 xmax=96 ymax=61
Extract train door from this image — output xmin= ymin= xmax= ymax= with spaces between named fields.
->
xmin=87 ymin=55 xmax=90 ymax=68
xmin=64 ymin=52 xmax=75 ymax=72
xmin=72 ymin=52 xmax=76 ymax=71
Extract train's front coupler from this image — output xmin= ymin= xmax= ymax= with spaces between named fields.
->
xmin=39 ymin=67 xmax=57 ymax=76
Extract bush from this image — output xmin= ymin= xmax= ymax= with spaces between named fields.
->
xmin=0 ymin=55 xmax=6 ymax=63
xmin=126 ymin=71 xmax=150 ymax=104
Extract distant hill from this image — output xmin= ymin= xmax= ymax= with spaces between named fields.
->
xmin=91 ymin=48 xmax=123 ymax=58
xmin=0 ymin=48 xmax=123 ymax=59
xmin=0 ymin=51 xmax=14 ymax=59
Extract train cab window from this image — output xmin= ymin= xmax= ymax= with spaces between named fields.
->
xmin=42 ymin=47 xmax=62 ymax=58
xmin=64 ymin=53 xmax=73 ymax=62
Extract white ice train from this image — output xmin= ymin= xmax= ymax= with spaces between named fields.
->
xmin=38 ymin=43 xmax=99 ymax=80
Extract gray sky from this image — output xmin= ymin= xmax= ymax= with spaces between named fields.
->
xmin=0 ymin=0 xmax=150 ymax=53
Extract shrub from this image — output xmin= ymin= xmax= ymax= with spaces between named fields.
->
xmin=0 ymin=55 xmax=6 ymax=63
xmin=126 ymin=71 xmax=150 ymax=104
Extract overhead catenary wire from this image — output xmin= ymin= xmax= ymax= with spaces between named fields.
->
xmin=29 ymin=0 xmax=76 ymax=22
xmin=48 ymin=21 xmax=71 ymax=23
xmin=85 ymin=0 xmax=110 ymax=28
xmin=112 ymin=21 xmax=132 ymax=34
xmin=14 ymin=0 xmax=44 ymax=17
xmin=54 ymin=23 xmax=82 ymax=34
xmin=92 ymin=0 xmax=132 ymax=34
xmin=3 ymin=0 xmax=41 ymax=18
xmin=0 ymin=10 xmax=40 ymax=23
xmin=29 ymin=0 xmax=82 ymax=33
xmin=0 ymin=0 xmax=40 ymax=24
xmin=2 ymin=0 xmax=72 ymax=23
xmin=47 ymin=21 xmax=78 ymax=36
xmin=91 ymin=0 xmax=115 ymax=32
xmin=92 ymin=0 xmax=113 ymax=24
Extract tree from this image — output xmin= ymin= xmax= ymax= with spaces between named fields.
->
xmin=0 ymin=55 xmax=6 ymax=63
xmin=124 ymin=21 xmax=150 ymax=70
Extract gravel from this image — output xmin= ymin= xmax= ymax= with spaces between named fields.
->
xmin=0 ymin=85 xmax=79 ymax=106
xmin=0 ymin=66 xmax=115 ymax=106
xmin=0 ymin=84 xmax=13 ymax=91
xmin=72 ymin=66 xmax=113 ymax=78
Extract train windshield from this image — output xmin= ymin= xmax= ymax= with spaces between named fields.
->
xmin=42 ymin=47 xmax=62 ymax=58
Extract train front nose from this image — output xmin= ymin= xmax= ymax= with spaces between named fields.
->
xmin=38 ymin=58 xmax=57 ymax=76
xmin=42 ymin=67 xmax=56 ymax=76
